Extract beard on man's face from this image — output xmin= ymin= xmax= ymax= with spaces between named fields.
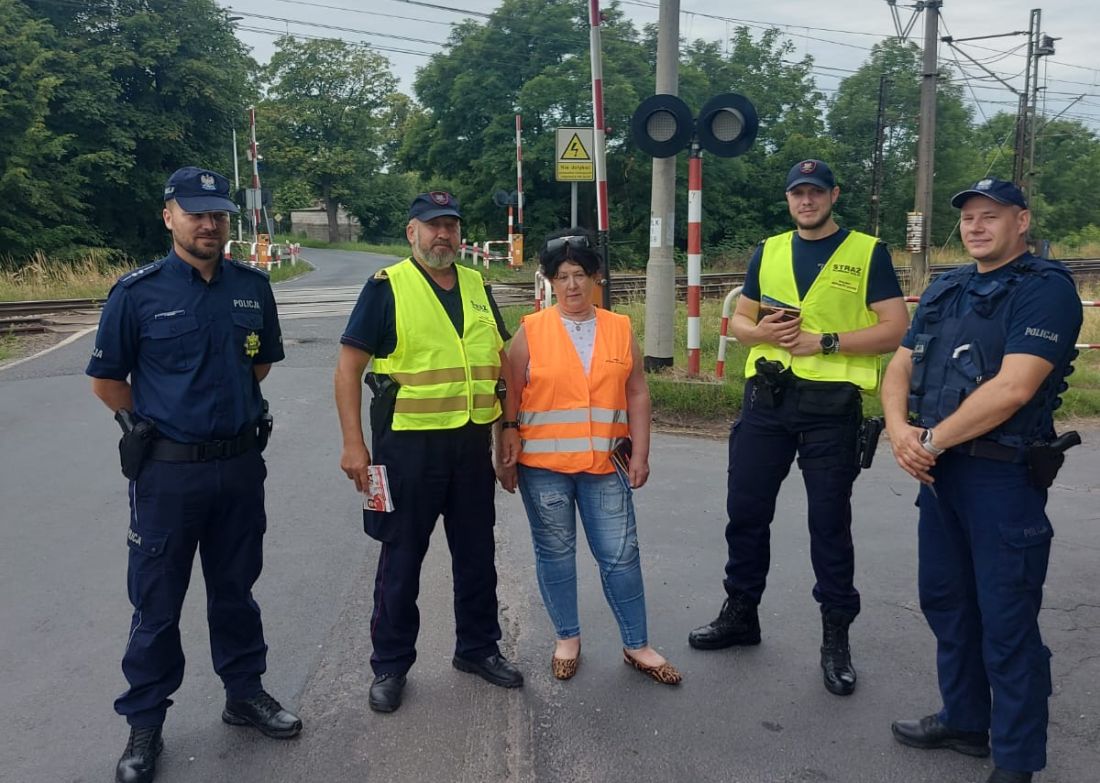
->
xmin=792 ymin=205 xmax=833 ymax=232
xmin=414 ymin=232 xmax=457 ymax=269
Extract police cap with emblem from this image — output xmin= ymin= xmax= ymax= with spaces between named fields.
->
xmin=409 ymin=191 xmax=462 ymax=222
xmin=785 ymin=159 xmax=836 ymax=192
xmin=950 ymin=177 xmax=1028 ymax=209
xmin=163 ymin=166 xmax=240 ymax=214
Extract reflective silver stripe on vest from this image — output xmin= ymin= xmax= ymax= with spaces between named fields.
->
xmin=520 ymin=436 xmax=617 ymax=454
xmin=519 ymin=407 xmax=627 ymax=426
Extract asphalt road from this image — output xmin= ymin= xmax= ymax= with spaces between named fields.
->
xmin=1 ymin=249 xmax=1098 ymax=783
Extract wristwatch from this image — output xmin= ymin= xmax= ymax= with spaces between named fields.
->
xmin=919 ymin=428 xmax=945 ymax=456
xmin=820 ymin=332 xmax=840 ymax=355
xmin=501 ymin=420 xmax=520 ymax=430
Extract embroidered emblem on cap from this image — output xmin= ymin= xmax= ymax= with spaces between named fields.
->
xmin=244 ymin=331 xmax=260 ymax=358
xmin=976 ymin=178 xmax=994 ymax=190
xmin=800 ymin=161 xmax=817 ymax=173
xmin=429 ymin=191 xmax=450 ymax=206
xmin=164 ymin=186 xmax=175 ymax=195
xmin=200 ymin=173 xmax=216 ymax=191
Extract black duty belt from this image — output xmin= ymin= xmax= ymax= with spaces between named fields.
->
xmin=952 ymin=438 xmax=1026 ymax=464
xmin=149 ymin=430 xmax=257 ymax=462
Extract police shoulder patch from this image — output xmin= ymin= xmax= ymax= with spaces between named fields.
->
xmin=117 ymin=259 xmax=166 ymax=288
xmin=228 ymin=258 xmax=271 ymax=278
xmin=373 ymin=269 xmax=389 ymax=281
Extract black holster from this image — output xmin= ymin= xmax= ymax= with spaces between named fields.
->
xmin=856 ymin=416 xmax=884 ymax=469
xmin=365 ymin=372 xmax=400 ymax=439
xmin=1027 ymin=430 xmax=1081 ymax=489
xmin=256 ymin=399 xmax=274 ymax=453
xmin=753 ymin=358 xmax=789 ymax=408
xmin=115 ymin=409 xmax=156 ymax=480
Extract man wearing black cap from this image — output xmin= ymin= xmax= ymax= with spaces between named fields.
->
xmin=88 ymin=167 xmax=301 ymax=783
xmin=689 ymin=159 xmax=908 ymax=697
xmin=334 ymin=191 xmax=524 ymax=714
xmin=883 ymin=178 xmax=1082 ymax=783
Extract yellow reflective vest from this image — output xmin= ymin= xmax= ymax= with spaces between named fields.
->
xmin=373 ymin=258 xmax=503 ymax=430
xmin=746 ymin=230 xmax=881 ymax=391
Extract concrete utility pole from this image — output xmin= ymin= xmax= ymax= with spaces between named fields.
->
xmin=911 ymin=0 xmax=940 ymax=292
xmin=869 ymin=76 xmax=890 ymax=237
xmin=643 ymin=0 xmax=679 ymax=372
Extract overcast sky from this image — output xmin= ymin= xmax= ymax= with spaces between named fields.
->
xmin=218 ymin=0 xmax=1100 ymax=131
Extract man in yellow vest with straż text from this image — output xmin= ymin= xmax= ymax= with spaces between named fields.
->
xmin=688 ymin=160 xmax=909 ymax=697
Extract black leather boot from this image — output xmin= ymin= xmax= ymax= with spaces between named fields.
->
xmin=821 ymin=610 xmax=857 ymax=696
xmin=688 ymin=592 xmax=761 ymax=649
xmin=115 ymin=725 xmax=163 ymax=783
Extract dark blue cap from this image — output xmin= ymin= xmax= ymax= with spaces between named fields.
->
xmin=786 ymin=159 xmax=835 ymax=191
xmin=950 ymin=177 xmax=1028 ymax=209
xmin=163 ymin=166 xmax=239 ymax=214
xmin=409 ymin=191 xmax=462 ymax=222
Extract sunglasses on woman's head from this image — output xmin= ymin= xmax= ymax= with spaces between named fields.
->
xmin=544 ymin=234 xmax=592 ymax=255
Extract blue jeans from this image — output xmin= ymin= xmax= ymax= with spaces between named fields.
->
xmin=518 ymin=466 xmax=648 ymax=649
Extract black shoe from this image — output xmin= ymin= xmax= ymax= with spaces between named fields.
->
xmin=687 ymin=592 xmax=761 ymax=650
xmin=891 ymin=714 xmax=990 ymax=757
xmin=369 ymin=674 xmax=407 ymax=713
xmin=452 ymin=653 xmax=524 ymax=688
xmin=987 ymin=769 xmax=1032 ymax=783
xmin=222 ymin=690 xmax=302 ymax=739
xmin=821 ymin=610 xmax=857 ymax=696
xmin=116 ymin=725 xmax=163 ymax=783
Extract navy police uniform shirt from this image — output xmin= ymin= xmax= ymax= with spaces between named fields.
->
xmin=341 ymin=259 xmax=510 ymax=357
xmin=86 ymin=250 xmax=284 ymax=443
xmin=742 ymin=228 xmax=903 ymax=305
xmin=902 ymin=252 xmax=1081 ymax=367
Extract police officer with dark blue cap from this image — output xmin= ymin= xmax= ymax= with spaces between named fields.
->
xmin=88 ymin=166 xmax=301 ymax=783
xmin=882 ymin=177 xmax=1082 ymax=783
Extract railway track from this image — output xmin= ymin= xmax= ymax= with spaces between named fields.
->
xmin=4 ymin=257 xmax=1100 ymax=327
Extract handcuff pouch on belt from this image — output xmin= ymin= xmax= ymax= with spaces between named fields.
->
xmin=115 ymin=409 xmax=157 ymax=480
xmin=365 ymin=371 xmax=400 ymax=438
xmin=1026 ymin=430 xmax=1081 ymax=489
xmin=256 ymin=399 xmax=274 ymax=453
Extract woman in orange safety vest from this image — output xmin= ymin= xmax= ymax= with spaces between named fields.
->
xmin=498 ymin=228 xmax=681 ymax=685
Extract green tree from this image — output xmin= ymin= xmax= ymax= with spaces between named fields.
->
xmin=16 ymin=0 xmax=257 ymax=261
xmin=827 ymin=39 xmax=981 ymax=250
xmin=260 ymin=36 xmax=405 ymax=243
xmin=0 ymin=0 xmax=90 ymax=258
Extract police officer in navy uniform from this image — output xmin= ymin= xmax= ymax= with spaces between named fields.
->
xmin=88 ymin=167 xmax=301 ymax=783
xmin=334 ymin=191 xmax=523 ymax=714
xmin=688 ymin=160 xmax=909 ymax=696
xmin=882 ymin=178 xmax=1082 ymax=783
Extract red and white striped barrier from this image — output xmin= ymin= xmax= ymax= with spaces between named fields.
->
xmin=715 ymin=285 xmax=744 ymax=379
xmin=533 ymin=270 xmax=553 ymax=312
xmin=686 ymin=150 xmax=703 ymax=375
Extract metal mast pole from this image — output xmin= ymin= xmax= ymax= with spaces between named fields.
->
xmin=588 ymin=0 xmax=611 ymax=309
xmin=910 ymin=0 xmax=940 ymax=292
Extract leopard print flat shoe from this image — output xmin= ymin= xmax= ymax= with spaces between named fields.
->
xmin=623 ymin=650 xmax=682 ymax=685
xmin=552 ymin=652 xmax=580 ymax=680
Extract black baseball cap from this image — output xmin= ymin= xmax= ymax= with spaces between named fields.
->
xmin=409 ymin=191 xmax=462 ymax=222
xmin=163 ymin=166 xmax=239 ymax=214
xmin=950 ymin=177 xmax=1028 ymax=209
xmin=786 ymin=159 xmax=836 ymax=191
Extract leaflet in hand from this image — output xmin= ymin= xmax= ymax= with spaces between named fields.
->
xmin=362 ymin=465 xmax=395 ymax=513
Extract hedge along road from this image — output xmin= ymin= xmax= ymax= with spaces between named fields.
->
xmin=0 ymin=248 xmax=1097 ymax=782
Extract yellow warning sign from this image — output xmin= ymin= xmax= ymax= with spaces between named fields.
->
xmin=555 ymin=127 xmax=595 ymax=182
xmin=562 ymin=134 xmax=591 ymax=160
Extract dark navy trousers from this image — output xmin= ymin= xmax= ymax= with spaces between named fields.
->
xmin=116 ymin=450 xmax=268 ymax=727
xmin=724 ymin=377 xmax=863 ymax=617
xmin=366 ymin=423 xmax=502 ymax=676
xmin=918 ymin=452 xmax=1053 ymax=772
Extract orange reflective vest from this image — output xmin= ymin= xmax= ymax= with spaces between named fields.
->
xmin=517 ymin=306 xmax=632 ymax=474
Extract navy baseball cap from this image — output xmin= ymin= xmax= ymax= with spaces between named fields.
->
xmin=163 ymin=167 xmax=239 ymax=214
xmin=786 ymin=159 xmax=836 ymax=191
xmin=409 ymin=191 xmax=462 ymax=222
xmin=950 ymin=177 xmax=1028 ymax=209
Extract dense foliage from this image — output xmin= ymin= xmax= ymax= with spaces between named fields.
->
xmin=1 ymin=0 xmax=1098 ymax=264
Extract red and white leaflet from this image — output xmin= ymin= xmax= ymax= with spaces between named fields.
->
xmin=361 ymin=465 xmax=395 ymax=513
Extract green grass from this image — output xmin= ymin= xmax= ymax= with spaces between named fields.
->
xmin=288 ymin=237 xmax=409 ymax=259
xmin=0 ymin=332 xmax=16 ymax=362
xmin=268 ymin=259 xmax=312 ymax=284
